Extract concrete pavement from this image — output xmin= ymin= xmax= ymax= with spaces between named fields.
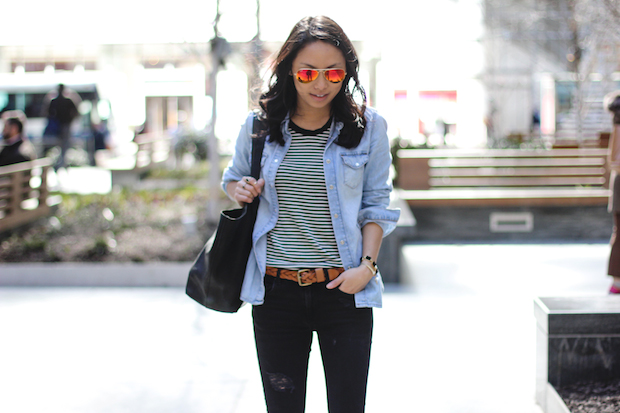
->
xmin=0 ymin=243 xmax=613 ymax=412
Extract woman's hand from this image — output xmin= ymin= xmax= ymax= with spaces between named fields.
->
xmin=326 ymin=264 xmax=375 ymax=295
xmin=227 ymin=176 xmax=265 ymax=206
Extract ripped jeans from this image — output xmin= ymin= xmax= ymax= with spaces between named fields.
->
xmin=252 ymin=275 xmax=373 ymax=413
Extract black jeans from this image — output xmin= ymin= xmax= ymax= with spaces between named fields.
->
xmin=252 ymin=275 xmax=373 ymax=413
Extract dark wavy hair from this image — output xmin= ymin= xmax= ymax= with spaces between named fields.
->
xmin=258 ymin=16 xmax=367 ymax=148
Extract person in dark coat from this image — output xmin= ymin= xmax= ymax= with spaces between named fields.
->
xmin=0 ymin=117 xmax=37 ymax=167
xmin=47 ymin=84 xmax=78 ymax=169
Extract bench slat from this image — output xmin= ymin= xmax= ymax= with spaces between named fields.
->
xmin=429 ymin=167 xmax=606 ymax=177
xmin=429 ymin=176 xmax=606 ymax=187
xmin=399 ymin=188 xmax=610 ymax=207
xmin=429 ymin=158 xmax=605 ymax=167
xmin=398 ymin=148 xmax=609 ymax=158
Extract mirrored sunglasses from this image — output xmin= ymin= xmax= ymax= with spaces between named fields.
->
xmin=295 ymin=68 xmax=346 ymax=84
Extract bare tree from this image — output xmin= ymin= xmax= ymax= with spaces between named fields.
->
xmin=561 ymin=0 xmax=620 ymax=142
xmin=483 ymin=0 xmax=620 ymax=144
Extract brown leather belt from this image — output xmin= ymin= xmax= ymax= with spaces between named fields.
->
xmin=265 ymin=266 xmax=345 ymax=286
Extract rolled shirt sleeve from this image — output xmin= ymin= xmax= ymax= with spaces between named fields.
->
xmin=357 ymin=109 xmax=400 ymax=237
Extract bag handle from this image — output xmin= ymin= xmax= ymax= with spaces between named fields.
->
xmin=250 ymin=115 xmax=266 ymax=180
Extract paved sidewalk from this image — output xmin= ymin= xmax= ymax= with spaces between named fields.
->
xmin=0 ymin=243 xmax=612 ymax=413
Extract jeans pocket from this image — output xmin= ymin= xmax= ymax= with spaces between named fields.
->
xmin=336 ymin=287 xmax=354 ymax=296
xmin=264 ymin=275 xmax=277 ymax=295
xmin=334 ymin=287 xmax=356 ymax=307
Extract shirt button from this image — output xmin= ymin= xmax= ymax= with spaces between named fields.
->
xmin=329 ymin=185 xmax=334 ymax=190
xmin=326 ymin=159 xmax=331 ymax=164
xmin=334 ymin=214 xmax=338 ymax=219
xmin=274 ymin=159 xmax=278 ymax=163
xmin=340 ymin=240 xmax=345 ymax=245
xmin=355 ymin=162 xmax=359 ymax=166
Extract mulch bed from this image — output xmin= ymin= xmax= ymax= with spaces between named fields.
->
xmin=557 ymin=379 xmax=620 ymax=412
xmin=0 ymin=187 xmax=221 ymax=263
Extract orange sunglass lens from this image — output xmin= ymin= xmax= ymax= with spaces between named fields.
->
xmin=296 ymin=69 xmax=319 ymax=83
xmin=325 ymin=69 xmax=346 ymax=83
xmin=296 ymin=69 xmax=346 ymax=83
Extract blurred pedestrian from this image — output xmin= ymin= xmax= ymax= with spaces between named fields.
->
xmin=605 ymin=91 xmax=620 ymax=294
xmin=0 ymin=116 xmax=37 ymax=167
xmin=221 ymin=16 xmax=400 ymax=413
xmin=47 ymin=84 xmax=78 ymax=170
xmin=87 ymin=120 xmax=109 ymax=166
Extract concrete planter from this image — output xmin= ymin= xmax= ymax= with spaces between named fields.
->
xmin=0 ymin=262 xmax=193 ymax=287
xmin=535 ymin=296 xmax=620 ymax=412
xmin=545 ymin=383 xmax=571 ymax=413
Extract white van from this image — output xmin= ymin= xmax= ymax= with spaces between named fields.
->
xmin=0 ymin=70 xmax=138 ymax=161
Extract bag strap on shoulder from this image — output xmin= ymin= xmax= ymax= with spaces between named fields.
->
xmin=250 ymin=114 xmax=266 ymax=180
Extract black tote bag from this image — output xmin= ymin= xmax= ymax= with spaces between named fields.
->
xmin=186 ymin=117 xmax=265 ymax=312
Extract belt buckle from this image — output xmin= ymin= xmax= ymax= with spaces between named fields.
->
xmin=297 ymin=269 xmax=313 ymax=287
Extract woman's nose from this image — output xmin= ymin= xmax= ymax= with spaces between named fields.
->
xmin=313 ymin=74 xmax=329 ymax=89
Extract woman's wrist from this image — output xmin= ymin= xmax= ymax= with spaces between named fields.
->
xmin=360 ymin=261 xmax=376 ymax=277
xmin=360 ymin=256 xmax=378 ymax=277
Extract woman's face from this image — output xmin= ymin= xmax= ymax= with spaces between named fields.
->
xmin=290 ymin=41 xmax=346 ymax=116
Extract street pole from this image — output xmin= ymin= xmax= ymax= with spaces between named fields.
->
xmin=207 ymin=0 xmax=223 ymax=223
xmin=249 ymin=0 xmax=263 ymax=107
xmin=207 ymin=0 xmax=258 ymax=223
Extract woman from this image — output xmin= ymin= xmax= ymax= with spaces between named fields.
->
xmin=222 ymin=16 xmax=400 ymax=412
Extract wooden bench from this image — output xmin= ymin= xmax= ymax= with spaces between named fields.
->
xmin=396 ymin=148 xmax=611 ymax=207
xmin=377 ymin=148 xmax=613 ymax=282
xmin=0 ymin=158 xmax=61 ymax=233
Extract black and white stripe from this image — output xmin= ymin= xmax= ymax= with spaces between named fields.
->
xmin=266 ymin=122 xmax=342 ymax=269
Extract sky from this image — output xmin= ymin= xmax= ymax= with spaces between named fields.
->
xmin=1 ymin=0 xmax=486 ymax=147
xmin=2 ymin=0 xmax=371 ymax=45
xmin=1 ymin=0 xmax=479 ymax=46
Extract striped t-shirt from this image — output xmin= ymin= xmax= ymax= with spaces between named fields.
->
xmin=266 ymin=120 xmax=343 ymax=269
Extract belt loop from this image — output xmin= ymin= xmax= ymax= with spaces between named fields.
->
xmin=276 ymin=268 xmax=282 ymax=279
xmin=322 ymin=268 xmax=329 ymax=282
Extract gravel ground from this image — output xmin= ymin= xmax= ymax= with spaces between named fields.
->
xmin=558 ymin=380 xmax=620 ymax=412
xmin=0 ymin=184 xmax=222 ymax=263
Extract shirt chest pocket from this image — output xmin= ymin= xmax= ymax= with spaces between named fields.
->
xmin=340 ymin=153 xmax=369 ymax=188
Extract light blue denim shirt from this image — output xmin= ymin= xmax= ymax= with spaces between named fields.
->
xmin=221 ymin=107 xmax=400 ymax=308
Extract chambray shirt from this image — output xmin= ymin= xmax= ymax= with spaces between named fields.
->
xmin=221 ymin=108 xmax=400 ymax=308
